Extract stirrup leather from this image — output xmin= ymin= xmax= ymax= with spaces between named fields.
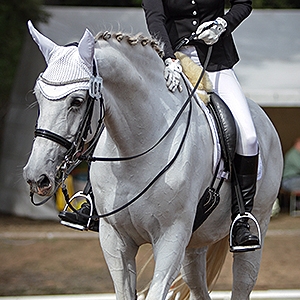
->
xmin=229 ymin=212 xmax=261 ymax=252
xmin=60 ymin=191 xmax=94 ymax=231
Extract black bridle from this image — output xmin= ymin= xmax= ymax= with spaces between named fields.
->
xmin=30 ymin=46 xmax=105 ymax=206
xmin=35 ymin=129 xmax=72 ymax=150
xmin=30 ymin=89 xmax=105 ymax=206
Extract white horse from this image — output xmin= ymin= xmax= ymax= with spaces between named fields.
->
xmin=23 ymin=21 xmax=283 ymax=300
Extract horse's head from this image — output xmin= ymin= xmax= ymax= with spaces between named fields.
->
xmin=23 ymin=21 xmax=99 ymax=197
xmin=23 ymin=21 xmax=184 ymax=197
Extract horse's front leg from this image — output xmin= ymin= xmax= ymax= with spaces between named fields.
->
xmin=146 ymin=225 xmax=191 ymax=300
xmin=99 ymin=220 xmax=138 ymax=300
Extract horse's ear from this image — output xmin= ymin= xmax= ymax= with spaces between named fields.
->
xmin=27 ymin=20 xmax=56 ymax=64
xmin=78 ymin=29 xmax=95 ymax=68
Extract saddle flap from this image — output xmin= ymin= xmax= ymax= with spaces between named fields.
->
xmin=208 ymin=92 xmax=237 ymax=164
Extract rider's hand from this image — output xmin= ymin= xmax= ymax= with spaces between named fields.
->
xmin=195 ymin=17 xmax=227 ymax=45
xmin=164 ymin=58 xmax=183 ymax=93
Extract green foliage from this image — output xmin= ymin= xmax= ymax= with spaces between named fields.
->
xmin=0 ymin=0 xmax=48 ymax=134
xmin=252 ymin=0 xmax=300 ymax=8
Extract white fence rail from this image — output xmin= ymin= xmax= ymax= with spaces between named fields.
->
xmin=1 ymin=290 xmax=300 ymax=300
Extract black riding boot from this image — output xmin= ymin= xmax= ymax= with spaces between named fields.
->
xmin=231 ymin=153 xmax=260 ymax=251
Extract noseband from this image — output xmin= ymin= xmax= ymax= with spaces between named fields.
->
xmin=35 ymin=128 xmax=72 ymax=150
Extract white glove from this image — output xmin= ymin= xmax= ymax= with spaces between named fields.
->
xmin=164 ymin=58 xmax=183 ymax=92
xmin=195 ymin=17 xmax=227 ymax=45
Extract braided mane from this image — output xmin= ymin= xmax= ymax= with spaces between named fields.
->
xmin=95 ymin=31 xmax=165 ymax=58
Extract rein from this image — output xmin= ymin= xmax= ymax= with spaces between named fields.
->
xmin=31 ymin=43 xmax=213 ymax=220
xmin=63 ymin=74 xmax=196 ymax=219
xmin=87 ymin=46 xmax=212 ymax=163
xmin=65 ymin=46 xmax=213 ymax=220
xmin=87 ymin=87 xmax=193 ymax=219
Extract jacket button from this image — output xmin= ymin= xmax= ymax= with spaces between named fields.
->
xmin=191 ymin=0 xmax=195 ymax=4
xmin=193 ymin=10 xmax=197 ymax=15
xmin=192 ymin=20 xmax=198 ymax=26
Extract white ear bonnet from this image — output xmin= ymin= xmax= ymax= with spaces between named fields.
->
xmin=28 ymin=21 xmax=95 ymax=100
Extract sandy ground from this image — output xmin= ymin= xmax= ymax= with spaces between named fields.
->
xmin=0 ymin=212 xmax=300 ymax=296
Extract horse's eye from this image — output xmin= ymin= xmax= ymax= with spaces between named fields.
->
xmin=71 ymin=97 xmax=84 ymax=108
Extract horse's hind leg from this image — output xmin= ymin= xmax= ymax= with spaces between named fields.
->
xmin=181 ymin=247 xmax=211 ymax=300
xmin=231 ymin=214 xmax=269 ymax=299
xmin=231 ymin=249 xmax=262 ymax=300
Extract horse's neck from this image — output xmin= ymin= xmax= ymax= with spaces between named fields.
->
xmin=95 ymin=43 xmax=181 ymax=155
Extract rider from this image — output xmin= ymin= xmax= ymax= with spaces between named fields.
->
xmin=142 ymin=0 xmax=260 ymax=251
xmin=60 ymin=0 xmax=260 ymax=251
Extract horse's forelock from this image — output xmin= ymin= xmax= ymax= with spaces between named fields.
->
xmin=95 ymin=31 xmax=164 ymax=59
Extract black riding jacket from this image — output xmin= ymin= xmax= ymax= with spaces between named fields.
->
xmin=142 ymin=0 xmax=252 ymax=71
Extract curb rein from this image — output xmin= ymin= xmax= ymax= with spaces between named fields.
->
xmin=31 ymin=42 xmax=215 ymax=223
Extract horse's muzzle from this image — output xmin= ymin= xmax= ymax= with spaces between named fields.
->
xmin=26 ymin=174 xmax=53 ymax=196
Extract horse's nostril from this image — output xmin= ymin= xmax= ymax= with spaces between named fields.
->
xmin=37 ymin=174 xmax=51 ymax=188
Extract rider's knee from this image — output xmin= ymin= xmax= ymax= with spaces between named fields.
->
xmin=243 ymin=134 xmax=258 ymax=155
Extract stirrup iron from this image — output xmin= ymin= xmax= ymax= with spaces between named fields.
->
xmin=229 ymin=212 xmax=262 ymax=252
xmin=60 ymin=191 xmax=94 ymax=231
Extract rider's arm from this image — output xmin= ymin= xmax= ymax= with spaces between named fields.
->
xmin=142 ymin=0 xmax=176 ymax=60
xmin=222 ymin=0 xmax=252 ymax=35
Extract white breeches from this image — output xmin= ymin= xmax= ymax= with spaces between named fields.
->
xmin=180 ymin=46 xmax=258 ymax=156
